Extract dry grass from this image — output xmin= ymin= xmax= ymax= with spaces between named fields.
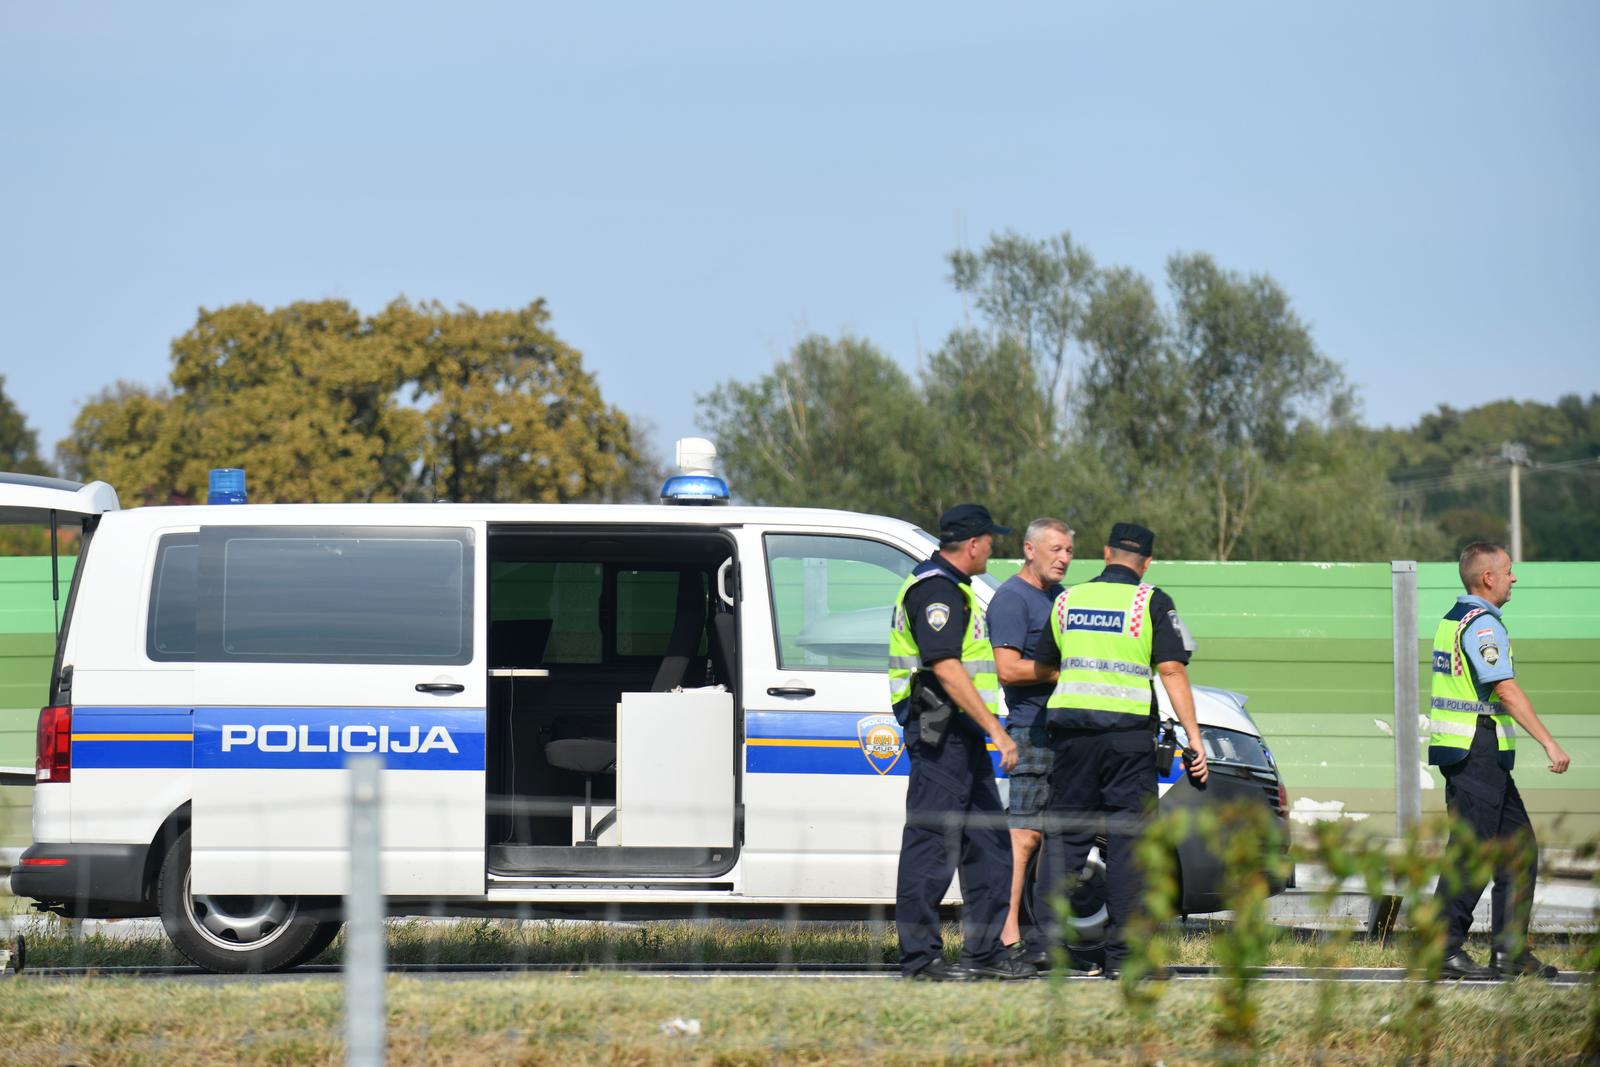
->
xmin=2 ymin=972 xmax=1593 ymax=1065
xmin=14 ymin=914 xmax=1594 ymax=972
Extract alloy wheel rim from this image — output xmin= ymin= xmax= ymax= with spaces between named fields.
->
xmin=182 ymin=870 xmax=297 ymax=952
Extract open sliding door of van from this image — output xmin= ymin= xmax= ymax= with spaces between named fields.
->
xmin=190 ymin=521 xmax=487 ymax=897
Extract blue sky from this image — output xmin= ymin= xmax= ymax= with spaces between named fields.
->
xmin=3 ymin=2 xmax=1596 ymax=470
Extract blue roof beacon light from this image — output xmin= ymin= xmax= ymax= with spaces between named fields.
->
xmin=660 ymin=437 xmax=729 ymax=506
xmin=207 ymin=467 xmax=248 ymax=505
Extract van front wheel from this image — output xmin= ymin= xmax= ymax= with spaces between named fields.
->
xmin=156 ymin=828 xmax=333 ymax=974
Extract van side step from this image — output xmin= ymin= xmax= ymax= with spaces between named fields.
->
xmin=488 ymin=844 xmax=735 ymax=879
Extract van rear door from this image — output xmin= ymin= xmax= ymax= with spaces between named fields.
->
xmin=0 ymin=473 xmax=119 ymax=526
xmin=188 ymin=521 xmax=487 ymax=897
xmin=0 ymin=474 xmax=118 ymax=786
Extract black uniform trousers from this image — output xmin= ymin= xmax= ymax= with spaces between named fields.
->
xmin=895 ymin=724 xmax=1011 ymax=976
xmin=1435 ymin=718 xmax=1538 ymax=955
xmin=1037 ymin=725 xmax=1156 ymax=967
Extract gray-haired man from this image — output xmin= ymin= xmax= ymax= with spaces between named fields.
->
xmin=986 ymin=517 xmax=1074 ymax=965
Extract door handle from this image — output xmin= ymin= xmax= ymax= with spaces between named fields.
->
xmin=416 ymin=682 xmax=466 ymax=694
xmin=766 ymin=686 xmax=816 ymax=698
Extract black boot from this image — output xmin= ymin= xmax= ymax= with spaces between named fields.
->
xmin=1490 ymin=949 xmax=1558 ymax=980
xmin=1439 ymin=949 xmax=1495 ymax=979
xmin=906 ymin=958 xmax=977 ymax=982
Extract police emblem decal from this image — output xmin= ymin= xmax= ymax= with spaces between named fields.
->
xmin=925 ymin=603 xmax=951 ymax=632
xmin=1479 ymin=642 xmax=1500 ymax=665
xmin=856 ymin=714 xmax=904 ymax=775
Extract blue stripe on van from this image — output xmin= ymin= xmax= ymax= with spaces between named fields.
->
xmin=72 ymin=708 xmax=196 ymax=769
xmin=745 ymin=709 xmax=913 ymax=777
xmin=66 ymin=705 xmax=485 ymax=772
xmin=194 ymin=707 xmax=485 ymax=771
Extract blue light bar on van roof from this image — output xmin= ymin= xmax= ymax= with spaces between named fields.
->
xmin=207 ymin=468 xmax=247 ymax=505
xmin=660 ymin=474 xmax=729 ymax=506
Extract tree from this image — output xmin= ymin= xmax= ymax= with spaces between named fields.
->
xmin=701 ymin=231 xmax=1434 ymax=562
xmin=57 ymin=381 xmax=185 ymax=503
xmin=698 ymin=328 xmax=1115 ymax=551
xmin=0 ymin=375 xmax=62 ymax=553
xmin=0 ymin=374 xmax=50 ymax=476
xmin=1381 ymin=394 xmax=1600 ymax=560
xmin=948 ymin=231 xmax=1096 ymax=416
xmin=1075 ymin=253 xmax=1360 ymax=559
xmin=698 ymin=335 xmax=939 ymax=519
xmin=378 ymin=299 xmax=639 ymax=503
xmin=1076 ymin=266 xmax=1189 ymax=472
xmin=60 ymin=298 xmax=647 ymax=506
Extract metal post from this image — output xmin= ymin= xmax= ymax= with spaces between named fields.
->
xmin=345 ymin=755 xmax=386 ymax=1067
xmin=1500 ymin=441 xmax=1528 ymax=562
xmin=1390 ymin=561 xmax=1420 ymax=834
xmin=1368 ymin=560 xmax=1421 ymax=940
xmin=1509 ymin=462 xmax=1523 ymax=562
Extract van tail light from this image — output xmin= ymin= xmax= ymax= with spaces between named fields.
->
xmin=36 ymin=704 xmax=71 ymax=783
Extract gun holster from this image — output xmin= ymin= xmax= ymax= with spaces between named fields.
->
xmin=910 ymin=678 xmax=954 ymax=748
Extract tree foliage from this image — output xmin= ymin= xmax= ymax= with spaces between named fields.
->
xmin=698 ymin=335 xmax=935 ymax=517
xmin=0 ymin=375 xmax=59 ymax=553
xmin=59 ymin=298 xmax=648 ymax=506
xmin=948 ymin=231 xmax=1096 ymax=412
xmin=701 ymin=232 xmax=1448 ymax=562
xmin=0 ymin=374 xmax=50 ymax=477
xmin=1381 ymin=394 xmax=1600 ymax=560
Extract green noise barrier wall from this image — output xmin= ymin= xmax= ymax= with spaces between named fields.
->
xmin=3 ymin=555 xmax=1596 ymax=848
xmin=988 ymin=557 xmax=1599 ymax=847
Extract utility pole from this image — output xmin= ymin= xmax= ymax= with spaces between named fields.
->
xmin=1499 ymin=442 xmax=1530 ymax=561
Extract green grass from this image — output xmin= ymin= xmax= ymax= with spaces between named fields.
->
xmin=1 ymin=973 xmax=1593 ymax=1065
xmin=12 ymin=916 xmax=1595 ymax=972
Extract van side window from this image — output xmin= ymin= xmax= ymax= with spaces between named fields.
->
xmin=492 ymin=561 xmax=601 ymax=664
xmin=763 ymin=535 xmax=917 ymax=670
xmin=617 ymin=568 xmax=702 ymax=657
xmin=147 ymin=533 xmax=199 ymax=661
xmin=196 ymin=526 xmax=474 ymax=665
xmin=488 ymin=562 xmax=704 ymax=665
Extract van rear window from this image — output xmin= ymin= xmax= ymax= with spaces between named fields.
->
xmin=147 ymin=534 xmax=198 ymax=660
xmin=149 ymin=526 xmax=475 ymax=665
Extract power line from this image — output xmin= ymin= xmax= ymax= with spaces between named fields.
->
xmin=1383 ymin=467 xmax=1507 ymax=495
xmin=1385 ymin=455 xmax=1600 ymax=495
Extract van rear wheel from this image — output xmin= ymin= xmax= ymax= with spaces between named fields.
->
xmin=156 ymin=828 xmax=332 ymax=974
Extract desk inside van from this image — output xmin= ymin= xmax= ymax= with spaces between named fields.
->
xmin=615 ymin=689 xmax=734 ymax=848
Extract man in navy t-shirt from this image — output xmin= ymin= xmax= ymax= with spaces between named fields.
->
xmin=986 ymin=517 xmax=1074 ymax=965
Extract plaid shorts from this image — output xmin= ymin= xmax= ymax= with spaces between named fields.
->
xmin=1004 ymin=721 xmax=1052 ymax=830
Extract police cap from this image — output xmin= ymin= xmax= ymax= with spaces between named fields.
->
xmin=938 ymin=503 xmax=1012 ymax=542
xmin=1107 ymin=522 xmax=1155 ymax=557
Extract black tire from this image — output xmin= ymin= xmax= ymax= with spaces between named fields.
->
xmin=156 ymin=828 xmax=331 ymax=974
xmin=285 ymin=919 xmax=344 ymax=968
xmin=1020 ymin=846 xmax=1110 ymax=963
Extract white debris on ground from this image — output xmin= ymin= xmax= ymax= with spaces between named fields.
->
xmin=1373 ymin=719 xmax=1393 ymax=736
xmin=660 ymin=1017 xmax=701 ymax=1037
xmin=1289 ymin=797 xmax=1369 ymax=825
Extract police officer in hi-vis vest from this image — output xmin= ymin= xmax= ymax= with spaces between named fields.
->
xmin=889 ymin=504 xmax=1032 ymax=981
xmin=1431 ymin=541 xmax=1570 ymax=980
xmin=1035 ymin=522 xmax=1208 ymax=977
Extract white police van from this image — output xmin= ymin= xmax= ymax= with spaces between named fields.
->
xmin=3 ymin=444 xmax=1288 ymax=973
